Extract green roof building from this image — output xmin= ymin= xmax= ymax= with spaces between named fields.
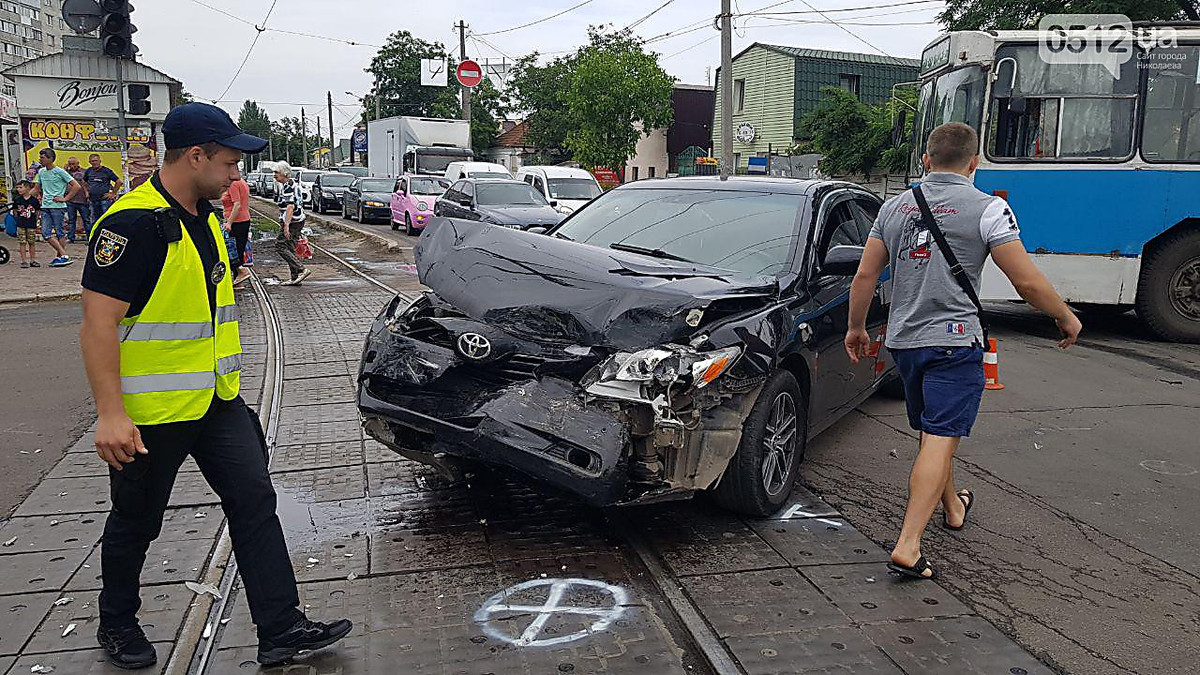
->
xmin=712 ymin=43 xmax=919 ymax=169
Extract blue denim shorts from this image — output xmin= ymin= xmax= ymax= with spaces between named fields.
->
xmin=891 ymin=345 xmax=985 ymax=438
xmin=41 ymin=208 xmax=66 ymax=239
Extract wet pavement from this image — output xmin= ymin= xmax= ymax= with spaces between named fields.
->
xmin=0 ymin=225 xmax=1058 ymax=674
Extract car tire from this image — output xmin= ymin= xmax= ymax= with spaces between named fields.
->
xmin=341 ymin=202 xmax=349 ymax=219
xmin=391 ymin=217 xmax=399 ymax=231
xmin=711 ymin=370 xmax=807 ymax=516
xmin=356 ymin=206 xmax=364 ymax=224
xmin=1136 ymin=227 xmax=1200 ymax=343
xmin=405 ymin=213 xmax=414 ymax=236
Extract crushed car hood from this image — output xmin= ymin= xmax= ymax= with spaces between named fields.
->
xmin=415 ymin=218 xmax=779 ymax=349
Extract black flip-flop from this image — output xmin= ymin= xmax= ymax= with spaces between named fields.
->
xmin=887 ymin=556 xmax=936 ymax=580
xmin=943 ymin=489 xmax=975 ymax=531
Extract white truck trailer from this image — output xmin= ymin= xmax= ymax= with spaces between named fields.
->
xmin=366 ymin=116 xmax=473 ymax=178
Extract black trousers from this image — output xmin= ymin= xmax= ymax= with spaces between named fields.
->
xmin=230 ymin=219 xmax=251 ymax=275
xmin=99 ymin=396 xmax=301 ymax=636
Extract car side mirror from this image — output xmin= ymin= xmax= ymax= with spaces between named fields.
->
xmin=821 ymin=245 xmax=864 ymax=277
xmin=527 ymin=226 xmax=548 ymax=235
xmin=459 ymin=197 xmax=473 ymax=208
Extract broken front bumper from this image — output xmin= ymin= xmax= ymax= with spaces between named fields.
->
xmin=358 ymin=327 xmax=633 ymax=507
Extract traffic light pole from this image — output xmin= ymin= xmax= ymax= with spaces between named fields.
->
xmin=114 ymin=55 xmax=128 ymax=195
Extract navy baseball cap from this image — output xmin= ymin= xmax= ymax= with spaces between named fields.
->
xmin=163 ymin=102 xmax=268 ymax=153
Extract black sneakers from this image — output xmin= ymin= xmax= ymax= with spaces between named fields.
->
xmin=257 ymin=616 xmax=353 ymax=666
xmin=97 ymin=624 xmax=157 ymax=670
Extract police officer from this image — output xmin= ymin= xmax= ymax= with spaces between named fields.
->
xmin=79 ymin=103 xmax=352 ymax=669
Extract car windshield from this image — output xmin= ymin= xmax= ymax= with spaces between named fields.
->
xmin=411 ymin=177 xmax=450 ymax=195
xmin=468 ymin=171 xmax=511 ymax=179
xmin=299 ymin=171 xmax=322 ymax=183
xmin=476 ymin=183 xmax=548 ymax=206
xmin=320 ymin=173 xmax=353 ymax=187
xmin=361 ymin=179 xmax=395 ymax=192
xmin=338 ymin=167 xmax=368 ymax=177
xmin=547 ymin=178 xmax=601 ymax=200
xmin=415 ymin=153 xmax=466 ymax=173
xmin=553 ymin=188 xmax=803 ymax=276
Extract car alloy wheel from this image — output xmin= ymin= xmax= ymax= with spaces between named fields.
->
xmin=761 ymin=392 xmax=798 ymax=497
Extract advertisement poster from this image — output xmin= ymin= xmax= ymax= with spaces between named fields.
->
xmin=20 ymin=118 xmax=158 ymax=192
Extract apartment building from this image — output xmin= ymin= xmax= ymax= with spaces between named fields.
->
xmin=0 ymin=0 xmax=64 ymax=72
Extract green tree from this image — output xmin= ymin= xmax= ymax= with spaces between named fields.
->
xmin=363 ymin=30 xmax=461 ymax=123
xmin=507 ymin=52 xmax=576 ymax=156
xmin=268 ymin=117 xmax=325 ymax=169
xmin=938 ymin=0 xmax=1196 ymax=30
xmin=469 ymin=78 xmax=508 ymax=154
xmin=237 ymin=100 xmax=271 ymax=171
xmin=795 ymin=86 xmax=915 ymax=177
xmin=563 ymin=27 xmax=674 ymax=170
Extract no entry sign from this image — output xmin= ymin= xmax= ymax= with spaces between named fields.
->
xmin=456 ymin=60 xmax=483 ymax=88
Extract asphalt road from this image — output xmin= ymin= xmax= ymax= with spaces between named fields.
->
xmin=803 ymin=306 xmax=1200 ymax=675
xmin=0 ymin=301 xmax=94 ymax=518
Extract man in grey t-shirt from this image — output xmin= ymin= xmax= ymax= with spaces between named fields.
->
xmin=844 ymin=123 xmax=1081 ymax=581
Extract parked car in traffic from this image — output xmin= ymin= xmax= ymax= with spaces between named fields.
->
xmin=433 ymin=178 xmax=565 ymax=231
xmin=443 ymin=161 xmax=512 ymax=181
xmin=311 ymin=171 xmax=355 ymax=214
xmin=516 ymin=166 xmax=602 ymax=215
xmin=295 ymin=170 xmax=322 ymax=204
xmin=255 ymin=170 xmax=277 ymax=198
xmin=336 ymin=166 xmax=369 ymax=178
xmin=342 ymin=177 xmax=396 ymax=223
xmin=358 ymin=177 xmax=893 ymax=515
xmin=390 ymin=175 xmax=450 ymax=234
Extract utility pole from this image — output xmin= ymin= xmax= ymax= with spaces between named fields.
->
xmin=316 ymin=115 xmax=323 ymax=167
xmin=301 ymin=107 xmax=308 ymax=168
xmin=720 ymin=0 xmax=733 ymax=180
xmin=114 ymin=58 xmax=128 ymax=194
xmin=456 ymin=20 xmax=471 ymax=122
xmin=328 ymin=91 xmax=336 ymax=167
xmin=268 ymin=133 xmax=274 ymax=162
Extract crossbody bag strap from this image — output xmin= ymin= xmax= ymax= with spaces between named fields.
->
xmin=911 ymin=185 xmax=989 ymax=343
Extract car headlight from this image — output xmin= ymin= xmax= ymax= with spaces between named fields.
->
xmin=323 ymin=190 xmax=335 ymax=197
xmin=555 ymin=205 xmax=574 ymax=214
xmin=594 ymin=345 xmax=742 ymax=389
xmin=366 ymin=200 xmax=385 ymax=207
xmin=417 ymin=201 xmax=429 ymax=211
xmin=385 ymin=294 xmax=427 ymax=331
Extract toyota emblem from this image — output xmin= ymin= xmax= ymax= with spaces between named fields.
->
xmin=457 ymin=332 xmax=492 ymax=360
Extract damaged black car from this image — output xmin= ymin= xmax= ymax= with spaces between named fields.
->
xmin=357 ymin=177 xmax=893 ymax=515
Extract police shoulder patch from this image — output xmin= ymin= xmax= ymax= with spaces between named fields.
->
xmin=94 ymin=228 xmax=129 ymax=267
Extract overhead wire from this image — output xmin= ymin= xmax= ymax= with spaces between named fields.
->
xmin=791 ymin=0 xmax=891 ymax=54
xmin=188 ymin=0 xmax=379 ymax=48
xmin=475 ymin=0 xmax=597 ymax=36
xmin=212 ymin=0 xmax=278 ymax=103
xmin=625 ymin=0 xmax=676 ymax=30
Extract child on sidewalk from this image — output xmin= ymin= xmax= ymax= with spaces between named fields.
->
xmin=13 ymin=180 xmax=41 ymax=268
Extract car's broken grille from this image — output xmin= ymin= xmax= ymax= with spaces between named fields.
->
xmin=404 ymin=322 xmax=453 ymax=349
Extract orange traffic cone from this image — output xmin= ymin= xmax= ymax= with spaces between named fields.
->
xmin=984 ymin=337 xmax=1004 ymax=390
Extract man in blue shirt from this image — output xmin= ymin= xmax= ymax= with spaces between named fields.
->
xmin=33 ymin=147 xmax=83 ymax=267
xmin=84 ymin=153 xmax=122 ymax=223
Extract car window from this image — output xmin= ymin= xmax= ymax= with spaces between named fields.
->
xmin=533 ymin=176 xmax=546 ymax=194
xmin=461 ymin=182 xmax=475 ymax=199
xmin=469 ymin=171 xmax=511 ymax=179
xmin=410 ymin=177 xmax=449 ymax=195
xmin=522 ymin=174 xmax=534 ymax=185
xmin=395 ymin=179 xmax=406 ymax=194
xmin=319 ymin=173 xmax=353 ymax=188
xmin=547 ymin=178 xmax=602 ymax=200
xmin=349 ymin=179 xmax=360 ymax=192
xmin=816 ymin=199 xmax=862 ymax=264
xmin=851 ymin=198 xmax=880 ymax=241
xmin=477 ymin=183 xmax=548 ymax=206
xmin=554 ymin=188 xmax=804 ymax=277
xmin=299 ymin=171 xmax=322 ymax=183
xmin=360 ymin=179 xmax=395 ymax=192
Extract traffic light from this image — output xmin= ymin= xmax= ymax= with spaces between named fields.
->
xmin=100 ymin=0 xmax=137 ymax=59
xmin=127 ymin=84 xmax=150 ymax=116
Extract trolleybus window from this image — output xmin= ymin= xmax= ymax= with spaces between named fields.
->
xmin=914 ymin=66 xmax=987 ymax=160
xmin=1142 ymin=46 xmax=1200 ymax=163
xmin=988 ymin=45 xmax=1137 ymax=161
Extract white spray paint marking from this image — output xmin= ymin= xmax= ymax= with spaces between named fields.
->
xmin=1139 ymin=460 xmax=1198 ymax=476
xmin=474 ymin=578 xmax=629 ymax=648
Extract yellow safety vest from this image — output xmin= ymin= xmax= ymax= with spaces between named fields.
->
xmin=92 ymin=179 xmax=241 ymax=425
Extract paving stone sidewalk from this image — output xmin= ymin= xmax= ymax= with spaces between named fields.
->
xmin=0 ymin=240 xmax=88 ymax=303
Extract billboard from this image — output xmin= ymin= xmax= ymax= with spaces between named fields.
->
xmin=21 ymin=117 xmax=158 ymax=191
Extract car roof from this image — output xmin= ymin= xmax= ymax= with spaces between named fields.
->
xmin=452 ymin=161 xmax=507 ymax=169
xmin=517 ymin=165 xmax=592 ymax=179
xmin=456 ymin=177 xmax=524 ymax=185
xmin=617 ymin=175 xmax=868 ymax=195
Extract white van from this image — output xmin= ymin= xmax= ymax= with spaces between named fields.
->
xmin=444 ymin=161 xmax=512 ymax=182
xmin=516 ymin=166 xmax=602 ymax=214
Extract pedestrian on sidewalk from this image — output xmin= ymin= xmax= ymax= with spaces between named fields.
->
xmin=12 ymin=180 xmax=41 ymax=268
xmin=65 ymin=156 xmax=93 ymax=243
xmin=844 ymin=122 xmax=1082 ymax=581
xmin=32 ymin=147 xmax=83 ymax=267
xmin=221 ymin=173 xmax=252 ymax=287
xmin=84 ymin=153 xmax=122 ymax=224
xmin=271 ymin=162 xmax=310 ymax=286
xmin=78 ymin=102 xmax=351 ymax=670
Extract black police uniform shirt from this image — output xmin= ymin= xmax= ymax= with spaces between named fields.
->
xmin=82 ymin=173 xmax=224 ymax=319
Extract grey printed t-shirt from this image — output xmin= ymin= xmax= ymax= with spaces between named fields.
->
xmin=869 ymin=172 xmax=1022 ymax=349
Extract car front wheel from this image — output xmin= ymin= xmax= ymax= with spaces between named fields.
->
xmin=711 ymin=370 xmax=807 ymax=516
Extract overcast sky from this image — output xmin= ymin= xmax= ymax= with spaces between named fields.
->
xmin=134 ymin=0 xmax=946 ymax=141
